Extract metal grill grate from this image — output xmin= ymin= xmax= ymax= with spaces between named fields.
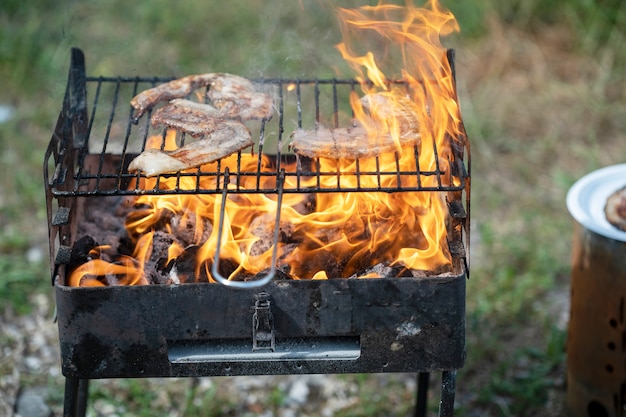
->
xmin=45 ymin=52 xmax=469 ymax=198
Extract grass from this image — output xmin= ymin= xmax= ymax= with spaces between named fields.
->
xmin=1 ymin=0 xmax=625 ymax=415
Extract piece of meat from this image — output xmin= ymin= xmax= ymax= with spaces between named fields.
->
xmin=359 ymin=93 xmax=420 ymax=133
xmin=131 ymin=73 xmax=220 ymax=120
xmin=131 ymin=73 xmax=273 ymax=121
xmin=150 ymin=99 xmax=224 ymax=137
xmin=207 ymin=75 xmax=274 ymax=120
xmin=128 ymin=120 xmax=253 ymax=177
xmin=605 ymin=185 xmax=626 ymax=232
xmin=289 ymin=125 xmax=420 ymax=159
xmin=289 ymin=92 xmax=420 ymax=159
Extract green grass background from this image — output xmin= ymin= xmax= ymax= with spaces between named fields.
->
xmin=1 ymin=0 xmax=625 ymax=415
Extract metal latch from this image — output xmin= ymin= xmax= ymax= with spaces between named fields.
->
xmin=252 ymin=292 xmax=275 ymax=351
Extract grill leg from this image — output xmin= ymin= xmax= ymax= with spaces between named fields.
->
xmin=63 ymin=378 xmax=89 ymax=417
xmin=415 ymin=372 xmax=430 ymax=417
xmin=438 ymin=371 xmax=457 ymax=417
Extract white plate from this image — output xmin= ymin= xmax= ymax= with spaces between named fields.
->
xmin=566 ymin=163 xmax=626 ymax=242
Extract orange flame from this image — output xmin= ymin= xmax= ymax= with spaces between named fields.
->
xmin=68 ymin=0 xmax=462 ymax=286
xmin=302 ymin=0 xmax=461 ymax=273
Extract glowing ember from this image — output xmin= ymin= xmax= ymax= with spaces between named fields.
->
xmin=69 ymin=0 xmax=463 ymax=286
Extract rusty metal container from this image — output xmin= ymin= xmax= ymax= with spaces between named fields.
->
xmin=566 ymin=164 xmax=626 ymax=417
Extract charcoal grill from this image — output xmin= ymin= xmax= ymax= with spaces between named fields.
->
xmin=45 ymin=48 xmax=470 ymax=417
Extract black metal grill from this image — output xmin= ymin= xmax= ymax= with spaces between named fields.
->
xmin=45 ymin=48 xmax=470 ymax=417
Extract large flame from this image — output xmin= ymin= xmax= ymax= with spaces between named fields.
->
xmin=68 ymin=0 xmax=462 ymax=286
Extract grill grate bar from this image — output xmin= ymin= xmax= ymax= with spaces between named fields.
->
xmin=60 ymin=166 xmax=465 ymax=195
xmin=95 ymin=79 xmax=121 ymax=192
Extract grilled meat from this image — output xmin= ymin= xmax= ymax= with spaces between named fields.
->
xmin=207 ymin=75 xmax=274 ymax=120
xmin=150 ymin=99 xmax=225 ymax=137
xmin=128 ymin=120 xmax=253 ymax=177
xmin=129 ymin=73 xmax=273 ymax=176
xmin=359 ymin=93 xmax=421 ymax=134
xmin=290 ymin=125 xmax=420 ymax=159
xmin=131 ymin=73 xmax=274 ymax=121
xmin=606 ymin=185 xmax=626 ymax=232
xmin=289 ymin=93 xmax=420 ymax=159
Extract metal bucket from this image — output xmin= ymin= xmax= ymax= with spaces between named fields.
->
xmin=566 ymin=164 xmax=626 ymax=417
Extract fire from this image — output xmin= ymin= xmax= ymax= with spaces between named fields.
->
xmin=332 ymin=0 xmax=461 ymax=271
xmin=68 ymin=245 xmax=148 ymax=287
xmin=68 ymin=0 xmax=462 ymax=286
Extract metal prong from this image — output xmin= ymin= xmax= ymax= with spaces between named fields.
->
xmin=211 ymin=169 xmax=285 ymax=289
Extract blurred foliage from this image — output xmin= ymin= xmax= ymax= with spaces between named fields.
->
xmin=0 ymin=256 xmax=45 ymax=315
xmin=473 ymin=324 xmax=567 ymax=416
xmin=1 ymin=0 xmax=624 ymax=98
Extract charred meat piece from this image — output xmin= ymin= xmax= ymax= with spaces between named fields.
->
xmin=605 ymin=185 xmax=626 ymax=232
xmin=150 ymin=99 xmax=225 ymax=137
xmin=290 ymin=125 xmax=420 ymax=159
xmin=131 ymin=73 xmax=274 ymax=121
xmin=128 ymin=120 xmax=253 ymax=177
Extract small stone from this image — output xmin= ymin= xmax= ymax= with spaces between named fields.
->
xmin=23 ymin=357 xmax=41 ymax=372
xmin=287 ymin=378 xmax=309 ymax=405
xmin=15 ymin=387 xmax=51 ymax=417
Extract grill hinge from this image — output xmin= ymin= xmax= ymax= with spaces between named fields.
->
xmin=252 ymin=292 xmax=275 ymax=352
xmin=52 ymin=207 xmax=71 ymax=226
xmin=55 ymin=245 xmax=72 ymax=265
xmin=447 ymin=200 xmax=466 ymax=219
xmin=448 ymin=240 xmax=465 ymax=259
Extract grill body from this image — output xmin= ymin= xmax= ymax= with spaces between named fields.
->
xmin=45 ymin=48 xmax=470 ymax=416
xmin=56 ymin=275 xmax=466 ymax=378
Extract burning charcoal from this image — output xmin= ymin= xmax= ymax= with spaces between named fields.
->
xmin=409 ymin=263 xmax=453 ymax=278
xmin=117 ymin=237 xmax=134 ymax=258
xmin=230 ymin=271 xmax=255 ymax=282
xmin=143 ymin=231 xmax=177 ymax=285
xmin=263 ymin=268 xmax=294 ymax=281
xmin=168 ymin=245 xmax=214 ymax=284
xmin=274 ymin=243 xmax=298 ymax=275
xmin=169 ymin=211 xmax=212 ymax=247
xmin=67 ymin=236 xmax=100 ymax=276
xmin=81 ymin=196 xmax=131 ymax=237
xmin=99 ymin=274 xmax=125 ymax=286
xmin=236 ymin=267 xmax=294 ymax=282
xmin=152 ymin=257 xmax=173 ymax=279
xmin=149 ymin=231 xmax=175 ymax=263
xmin=249 ymin=214 xmax=294 ymax=257
xmin=350 ymin=262 xmax=405 ymax=279
xmin=146 ymin=268 xmax=172 ymax=285
xmin=215 ymin=258 xmax=241 ymax=282
xmin=170 ymin=245 xmax=200 ymax=284
xmin=291 ymin=193 xmax=316 ymax=216
xmin=279 ymin=243 xmax=344 ymax=279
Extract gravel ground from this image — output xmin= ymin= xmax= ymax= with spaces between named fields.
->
xmin=2 ymin=294 xmax=61 ymax=417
